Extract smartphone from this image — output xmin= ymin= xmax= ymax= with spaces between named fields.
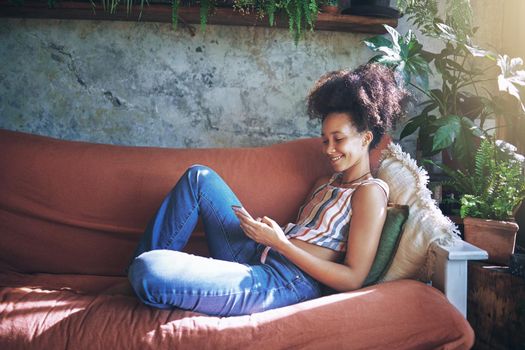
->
xmin=231 ymin=205 xmax=254 ymax=220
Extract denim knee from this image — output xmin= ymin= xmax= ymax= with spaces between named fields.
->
xmin=128 ymin=254 xmax=150 ymax=304
xmin=185 ymin=164 xmax=213 ymax=182
xmin=182 ymin=165 xmax=220 ymax=196
xmin=128 ymin=251 xmax=172 ymax=308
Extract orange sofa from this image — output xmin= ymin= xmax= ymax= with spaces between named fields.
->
xmin=0 ymin=129 xmax=474 ymax=349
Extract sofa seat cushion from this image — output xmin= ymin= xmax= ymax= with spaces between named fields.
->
xmin=0 ymin=277 xmax=473 ymax=350
xmin=0 ymin=271 xmax=127 ymax=295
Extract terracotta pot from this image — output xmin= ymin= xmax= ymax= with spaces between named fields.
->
xmin=463 ymin=217 xmax=519 ymax=266
xmin=321 ymin=5 xmax=340 ymax=14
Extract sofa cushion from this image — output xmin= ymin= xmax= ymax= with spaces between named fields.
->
xmin=363 ymin=204 xmax=409 ymax=286
xmin=0 ymin=278 xmax=473 ymax=350
xmin=377 ymin=143 xmax=460 ymax=282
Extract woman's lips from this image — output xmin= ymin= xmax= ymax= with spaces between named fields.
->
xmin=330 ymin=155 xmax=343 ymax=163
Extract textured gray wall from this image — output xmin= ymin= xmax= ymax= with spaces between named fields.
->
xmin=0 ymin=1 xmax=504 ymax=149
xmin=0 ymin=18 xmax=379 ymax=148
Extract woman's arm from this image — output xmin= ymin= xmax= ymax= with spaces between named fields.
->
xmin=236 ymin=182 xmax=388 ymax=292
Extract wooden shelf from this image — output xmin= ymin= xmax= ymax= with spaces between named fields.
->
xmin=0 ymin=1 xmax=397 ymax=34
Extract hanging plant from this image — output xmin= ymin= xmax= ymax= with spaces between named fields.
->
xmin=10 ymin=0 xmax=324 ymax=43
xmin=233 ymin=0 xmax=319 ymax=43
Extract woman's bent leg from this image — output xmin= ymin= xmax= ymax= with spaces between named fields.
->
xmin=128 ymin=250 xmax=320 ymax=316
xmin=132 ymin=165 xmax=257 ymax=263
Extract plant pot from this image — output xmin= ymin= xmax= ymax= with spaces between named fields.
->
xmin=340 ymin=0 xmax=400 ymax=18
xmin=321 ymin=5 xmax=340 ymax=14
xmin=463 ymin=217 xmax=519 ymax=266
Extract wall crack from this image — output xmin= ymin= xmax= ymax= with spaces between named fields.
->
xmin=47 ymin=42 xmax=87 ymax=88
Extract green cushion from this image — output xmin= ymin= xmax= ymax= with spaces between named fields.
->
xmin=363 ymin=204 xmax=409 ymax=287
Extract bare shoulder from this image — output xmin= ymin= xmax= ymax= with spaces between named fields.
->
xmin=352 ymin=179 xmax=389 ymax=204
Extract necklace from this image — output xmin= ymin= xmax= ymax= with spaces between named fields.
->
xmin=340 ymin=171 xmax=371 ymax=185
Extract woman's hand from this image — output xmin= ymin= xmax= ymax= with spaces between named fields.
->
xmin=233 ymin=208 xmax=289 ymax=250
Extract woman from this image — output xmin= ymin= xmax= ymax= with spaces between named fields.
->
xmin=128 ymin=63 xmax=407 ymax=316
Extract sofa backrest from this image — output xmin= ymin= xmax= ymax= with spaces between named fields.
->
xmin=0 ymin=129 xmax=387 ymax=276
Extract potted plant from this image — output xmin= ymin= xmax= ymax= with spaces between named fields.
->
xmin=363 ymin=0 xmax=525 ymax=172
xmin=362 ymin=0 xmax=525 ymax=265
xmin=320 ymin=0 xmax=339 ymax=15
xmin=440 ymin=138 xmax=525 ymax=265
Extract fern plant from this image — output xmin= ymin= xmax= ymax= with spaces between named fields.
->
xmin=283 ymin=0 xmax=318 ymax=43
xmin=234 ymin=0 xmax=318 ymax=43
xmin=437 ymin=138 xmax=525 ymax=220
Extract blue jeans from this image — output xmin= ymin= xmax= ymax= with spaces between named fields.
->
xmin=128 ymin=165 xmax=320 ymax=316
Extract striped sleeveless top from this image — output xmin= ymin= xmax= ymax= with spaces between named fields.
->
xmin=283 ymin=173 xmax=389 ymax=252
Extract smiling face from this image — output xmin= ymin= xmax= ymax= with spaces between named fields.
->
xmin=321 ymin=112 xmax=372 ymax=178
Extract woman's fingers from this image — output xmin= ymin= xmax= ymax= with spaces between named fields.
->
xmin=261 ymin=216 xmax=275 ymax=227
xmin=235 ymin=213 xmax=261 ymax=236
xmin=262 ymin=216 xmax=281 ymax=232
xmin=238 ymin=214 xmax=263 ymax=230
xmin=235 ymin=212 xmax=283 ymax=247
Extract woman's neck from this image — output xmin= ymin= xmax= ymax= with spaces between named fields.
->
xmin=339 ymin=167 xmax=372 ymax=185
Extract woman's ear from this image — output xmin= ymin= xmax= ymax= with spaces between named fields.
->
xmin=362 ymin=131 xmax=373 ymax=147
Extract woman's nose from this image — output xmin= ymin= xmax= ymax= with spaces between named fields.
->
xmin=324 ymin=142 xmax=335 ymax=154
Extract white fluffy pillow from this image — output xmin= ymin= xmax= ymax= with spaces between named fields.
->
xmin=376 ymin=143 xmax=460 ymax=282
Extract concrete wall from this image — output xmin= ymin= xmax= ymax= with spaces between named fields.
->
xmin=0 ymin=1 xmax=513 ymax=151
xmin=0 ymin=17 xmax=378 ymax=148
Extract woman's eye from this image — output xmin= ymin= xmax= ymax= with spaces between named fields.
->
xmin=335 ymin=138 xmax=344 ymax=143
xmin=322 ymin=139 xmax=328 ymax=144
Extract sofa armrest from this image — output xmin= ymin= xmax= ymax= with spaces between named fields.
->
xmin=430 ymin=240 xmax=488 ymax=317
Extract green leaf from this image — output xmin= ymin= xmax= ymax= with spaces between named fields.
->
xmin=363 ymin=36 xmax=392 ymax=51
xmin=400 ymin=114 xmax=427 ymax=139
xmin=420 ymin=100 xmax=438 ymax=114
xmin=376 ymin=55 xmax=402 ymax=66
xmin=172 ymin=0 xmax=180 ymax=30
xmin=465 ymin=44 xmax=493 ymax=58
xmin=384 ymin=24 xmax=402 ymax=52
xmin=408 ymin=56 xmax=430 ymax=89
xmin=265 ymin=0 xmax=277 ymax=26
xmin=431 ymin=115 xmax=461 ymax=152
xmin=416 ymin=116 xmax=438 ymax=156
xmin=452 ymin=117 xmax=483 ymax=168
xmin=436 ymin=22 xmax=459 ymax=43
xmin=405 ymin=31 xmax=423 ymax=55
xmin=455 ymin=138 xmax=525 ymax=220
xmin=364 ymin=25 xmax=430 ymax=89
xmin=199 ymin=0 xmax=211 ymax=32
